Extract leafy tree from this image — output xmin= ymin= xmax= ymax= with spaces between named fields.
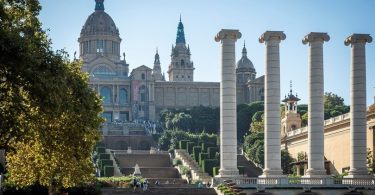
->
xmin=324 ymin=92 xmax=345 ymax=109
xmin=281 ymin=150 xmax=295 ymax=174
xmin=237 ymin=101 xmax=264 ymax=141
xmin=250 ymin=111 xmax=264 ymax=133
xmin=1 ymin=1 xmax=103 ymax=193
xmin=243 ymin=132 xmax=264 ymax=167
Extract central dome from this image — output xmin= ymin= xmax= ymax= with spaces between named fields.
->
xmin=80 ymin=0 xmax=119 ymax=36
xmin=236 ymin=44 xmax=255 ymax=71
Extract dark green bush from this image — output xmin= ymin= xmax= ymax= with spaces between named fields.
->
xmin=202 ymin=159 xmax=219 ymax=176
xmin=99 ymin=159 xmax=113 ymax=170
xmin=201 ymin=142 xmax=216 ymax=153
xmin=207 ymin=147 xmax=219 ymax=159
xmin=173 ymin=158 xmax=182 ymax=166
xmin=99 ymin=153 xmax=110 ymax=160
xmin=179 ymin=140 xmax=190 ymax=150
xmin=192 ymin=146 xmax=202 ymax=162
xmin=96 ymin=146 xmax=106 ymax=154
xmin=238 ymin=166 xmax=245 ymax=175
xmin=104 ymin=166 xmax=114 ymax=177
xmin=199 ymin=153 xmax=209 ymax=166
xmin=186 ymin=142 xmax=195 ymax=154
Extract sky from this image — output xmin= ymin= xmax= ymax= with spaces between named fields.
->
xmin=38 ymin=0 xmax=375 ymax=106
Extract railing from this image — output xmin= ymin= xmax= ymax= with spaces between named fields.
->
xmin=213 ymin=177 xmax=375 ymax=188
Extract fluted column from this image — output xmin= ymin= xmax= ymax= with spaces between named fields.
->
xmin=259 ymin=31 xmax=286 ymax=177
xmin=215 ymin=29 xmax=241 ymax=177
xmin=302 ymin=32 xmax=330 ymax=177
xmin=344 ymin=34 xmax=373 ymax=178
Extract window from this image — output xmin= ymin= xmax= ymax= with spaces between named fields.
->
xmin=141 ymin=73 xmax=145 ymax=80
xmin=181 ymin=59 xmax=185 ymax=66
xmin=102 ymin=112 xmax=112 ymax=123
xmin=139 ymin=85 xmax=147 ymax=102
xmin=100 ymin=86 xmax=112 ymax=104
xmin=92 ymin=65 xmax=115 ymax=76
xmin=96 ymin=40 xmax=104 ymax=53
xmin=119 ymin=88 xmax=128 ymax=105
xmin=119 ymin=111 xmax=129 ymax=122
xmin=182 ymin=75 xmax=184 ymax=78
xmin=188 ymin=76 xmax=190 ymax=78
xmin=176 ymin=75 xmax=179 ymax=78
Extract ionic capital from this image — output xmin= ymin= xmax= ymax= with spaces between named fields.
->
xmin=259 ymin=31 xmax=286 ymax=43
xmin=344 ymin=34 xmax=372 ymax=46
xmin=215 ymin=29 xmax=242 ymax=42
xmin=302 ymin=32 xmax=330 ymax=45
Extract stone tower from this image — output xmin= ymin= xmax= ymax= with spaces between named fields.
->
xmin=152 ymin=49 xmax=164 ymax=81
xmin=167 ymin=17 xmax=195 ymax=81
xmin=281 ymin=81 xmax=301 ymax=138
xmin=236 ymin=41 xmax=256 ymax=103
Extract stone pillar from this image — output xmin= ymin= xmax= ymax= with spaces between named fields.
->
xmin=302 ymin=32 xmax=330 ymax=177
xmin=259 ymin=31 xmax=286 ymax=178
xmin=344 ymin=34 xmax=373 ymax=178
xmin=215 ymin=29 xmax=241 ymax=177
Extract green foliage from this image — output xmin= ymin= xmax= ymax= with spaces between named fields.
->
xmin=249 ymin=111 xmax=264 ymax=133
xmin=104 ymin=166 xmax=114 ymax=177
xmin=213 ymin=166 xmax=220 ymax=177
xmin=1 ymin=1 xmax=103 ymax=191
xmin=281 ymin=150 xmax=296 ymax=174
xmin=243 ymin=132 xmax=264 ymax=167
xmin=96 ymin=147 xmax=106 ymax=154
xmin=186 ymin=142 xmax=195 ymax=154
xmin=99 ymin=159 xmax=113 ymax=171
xmin=157 ymin=134 xmax=171 ymax=151
xmin=324 ymin=92 xmax=350 ymax=119
xmin=173 ymin=158 xmax=182 ymax=166
xmin=199 ymin=153 xmax=209 ymax=166
xmin=297 ymin=152 xmax=307 ymax=161
xmin=179 ymin=140 xmax=190 ymax=150
xmin=367 ymin=148 xmax=375 ymax=174
xmin=237 ymin=101 xmax=264 ymax=141
xmin=238 ymin=166 xmax=245 ymax=175
xmin=207 ymin=147 xmax=219 ymax=159
xmin=99 ymin=153 xmax=110 ymax=160
xmin=193 ymin=146 xmax=202 ymax=162
xmin=201 ymin=142 xmax=216 ymax=153
xmin=178 ymin=165 xmax=191 ymax=175
xmin=202 ymin=159 xmax=219 ymax=176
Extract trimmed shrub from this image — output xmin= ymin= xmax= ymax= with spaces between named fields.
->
xmin=179 ymin=140 xmax=190 ymax=150
xmin=173 ymin=158 xmax=182 ymax=166
xmin=99 ymin=159 xmax=113 ymax=170
xmin=201 ymin=142 xmax=216 ymax=153
xmin=202 ymin=159 xmax=219 ymax=176
xmin=199 ymin=153 xmax=209 ymax=166
xmin=213 ymin=166 xmax=220 ymax=177
xmin=104 ymin=166 xmax=114 ymax=177
xmin=207 ymin=147 xmax=219 ymax=159
xmin=186 ymin=142 xmax=195 ymax=154
xmin=192 ymin=146 xmax=202 ymax=162
xmin=238 ymin=166 xmax=245 ymax=176
xmin=96 ymin=146 xmax=106 ymax=154
xmin=99 ymin=153 xmax=110 ymax=160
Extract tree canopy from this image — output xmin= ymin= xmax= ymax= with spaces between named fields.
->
xmin=1 ymin=0 xmax=103 ymax=192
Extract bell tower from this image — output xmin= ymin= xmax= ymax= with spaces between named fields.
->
xmin=281 ymin=81 xmax=302 ymax=138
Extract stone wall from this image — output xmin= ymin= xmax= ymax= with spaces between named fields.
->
xmin=115 ymin=153 xmax=171 ymax=168
xmin=103 ymin=135 xmax=155 ymax=150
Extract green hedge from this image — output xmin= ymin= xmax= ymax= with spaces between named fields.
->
xmin=99 ymin=153 xmax=110 ymax=160
xmin=96 ymin=147 xmax=106 ymax=154
xmin=213 ymin=166 xmax=220 ymax=177
xmin=207 ymin=147 xmax=219 ymax=159
xmin=173 ymin=158 xmax=182 ymax=166
xmin=179 ymin=140 xmax=190 ymax=150
xmin=201 ymin=142 xmax=216 ymax=153
xmin=202 ymin=159 xmax=219 ymax=176
xmin=199 ymin=153 xmax=209 ymax=166
xmin=238 ymin=166 xmax=245 ymax=176
xmin=99 ymin=159 xmax=113 ymax=170
xmin=192 ymin=146 xmax=202 ymax=162
xmin=104 ymin=166 xmax=114 ymax=177
xmin=186 ymin=142 xmax=195 ymax=154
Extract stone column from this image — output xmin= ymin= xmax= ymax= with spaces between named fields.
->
xmin=215 ymin=29 xmax=241 ymax=177
xmin=344 ymin=34 xmax=373 ymax=178
xmin=259 ymin=31 xmax=286 ymax=178
xmin=302 ymin=32 xmax=330 ymax=177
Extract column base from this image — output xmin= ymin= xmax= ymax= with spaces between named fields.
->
xmin=258 ymin=169 xmax=287 ymax=184
xmin=216 ymin=168 xmax=239 ymax=178
xmin=259 ymin=168 xmax=284 ymax=178
xmin=345 ymin=168 xmax=373 ymax=178
xmin=304 ymin=168 xmax=327 ymax=176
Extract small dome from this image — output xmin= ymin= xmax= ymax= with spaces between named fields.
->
xmin=236 ymin=44 xmax=255 ymax=71
xmin=80 ymin=1 xmax=119 ymax=36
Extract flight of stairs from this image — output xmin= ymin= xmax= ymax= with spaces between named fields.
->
xmin=237 ymin=154 xmax=262 ymax=177
xmin=174 ymin=149 xmax=212 ymax=183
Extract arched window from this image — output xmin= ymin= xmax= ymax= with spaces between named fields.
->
xmin=181 ymin=59 xmax=185 ymax=67
xmin=92 ymin=65 xmax=115 ymax=76
xmin=139 ymin=85 xmax=147 ymax=102
xmin=119 ymin=88 xmax=128 ymax=105
xmin=141 ymin=73 xmax=145 ymax=80
xmin=100 ymin=86 xmax=112 ymax=104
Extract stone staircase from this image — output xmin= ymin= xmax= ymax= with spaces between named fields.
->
xmin=106 ymin=149 xmax=123 ymax=176
xmin=174 ymin=149 xmax=212 ymax=183
xmin=237 ymin=154 xmax=262 ymax=177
